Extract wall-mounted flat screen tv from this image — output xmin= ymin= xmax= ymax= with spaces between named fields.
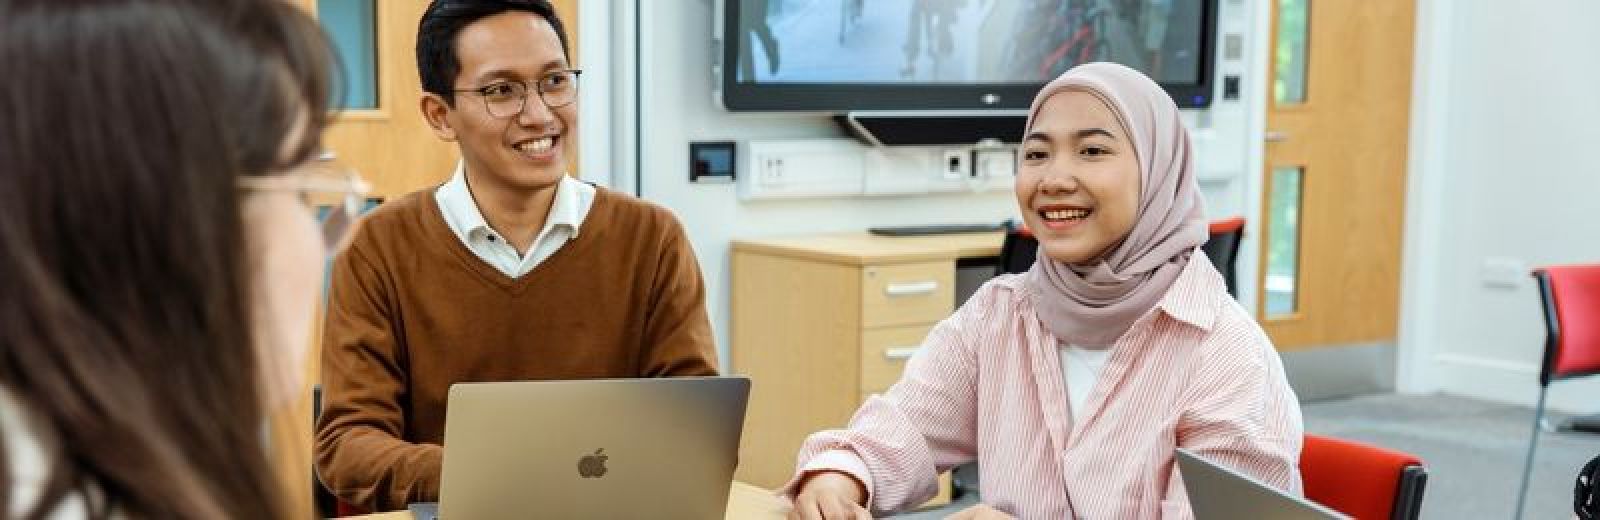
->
xmin=719 ymin=0 xmax=1219 ymax=111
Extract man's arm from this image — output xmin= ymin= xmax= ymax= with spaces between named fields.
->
xmin=314 ymin=244 xmax=442 ymax=511
xmin=638 ymin=212 xmax=718 ymax=377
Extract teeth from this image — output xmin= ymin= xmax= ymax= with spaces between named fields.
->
xmin=1041 ymin=208 xmax=1090 ymax=220
xmin=517 ymin=137 xmax=555 ymax=154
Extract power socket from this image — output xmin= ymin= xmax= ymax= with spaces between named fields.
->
xmin=942 ymin=149 xmax=969 ymax=180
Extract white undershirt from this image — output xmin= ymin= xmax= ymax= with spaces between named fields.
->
xmin=1059 ymin=343 xmax=1114 ymax=421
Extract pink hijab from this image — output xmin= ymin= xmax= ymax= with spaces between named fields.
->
xmin=1024 ymin=62 xmax=1208 ymax=347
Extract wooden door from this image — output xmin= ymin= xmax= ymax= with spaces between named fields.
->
xmin=1259 ymin=0 xmax=1415 ymax=349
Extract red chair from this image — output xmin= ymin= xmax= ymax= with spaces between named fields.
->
xmin=1300 ymin=434 xmax=1427 ymax=520
xmin=1516 ymin=264 xmax=1600 ymax=519
xmin=334 ymin=502 xmax=367 ymax=517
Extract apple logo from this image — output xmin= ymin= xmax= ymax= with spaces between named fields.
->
xmin=577 ymin=448 xmax=608 ymax=478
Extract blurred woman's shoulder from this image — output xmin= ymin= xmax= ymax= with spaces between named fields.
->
xmin=0 ymin=387 xmax=100 ymax=518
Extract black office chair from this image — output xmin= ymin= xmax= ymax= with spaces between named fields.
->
xmin=1200 ymin=217 xmax=1245 ymax=298
xmin=995 ymin=225 xmax=1038 ymax=276
xmin=998 ymin=218 xmax=1243 ymax=296
xmin=312 ymin=384 xmax=337 ymax=517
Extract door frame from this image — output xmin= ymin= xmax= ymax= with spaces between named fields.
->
xmin=1394 ymin=0 xmax=1455 ymax=394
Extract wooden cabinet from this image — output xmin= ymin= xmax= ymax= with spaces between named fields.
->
xmin=730 ymin=232 xmax=1003 ymax=506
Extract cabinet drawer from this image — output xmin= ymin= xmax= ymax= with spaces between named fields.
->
xmin=860 ymin=261 xmax=954 ymax=328
xmin=859 ymin=324 xmax=934 ymax=394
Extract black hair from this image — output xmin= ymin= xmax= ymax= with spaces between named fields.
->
xmin=417 ymin=0 xmax=570 ymax=105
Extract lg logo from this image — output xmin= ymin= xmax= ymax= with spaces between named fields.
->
xmin=577 ymin=448 xmax=608 ymax=478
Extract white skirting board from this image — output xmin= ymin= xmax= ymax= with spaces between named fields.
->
xmin=1432 ymin=353 xmax=1600 ymax=416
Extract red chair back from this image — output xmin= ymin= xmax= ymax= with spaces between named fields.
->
xmin=1534 ymin=264 xmax=1600 ymax=384
xmin=334 ymin=502 xmax=368 ymax=517
xmin=1300 ymin=434 xmax=1427 ymax=520
xmin=1200 ymin=217 xmax=1246 ymax=297
xmin=1208 ymin=216 xmax=1246 ymax=235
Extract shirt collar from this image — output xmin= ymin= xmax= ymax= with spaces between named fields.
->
xmin=437 ymin=162 xmax=586 ymax=241
xmin=437 ymin=162 xmax=490 ymax=238
xmin=1150 ymin=248 xmax=1227 ymax=332
xmin=544 ymin=175 xmax=585 ymax=238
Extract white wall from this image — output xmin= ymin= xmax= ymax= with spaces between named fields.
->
xmin=577 ymin=0 xmax=613 ymax=187
xmin=618 ymin=0 xmax=1267 ymax=367
xmin=1401 ymin=0 xmax=1600 ymax=413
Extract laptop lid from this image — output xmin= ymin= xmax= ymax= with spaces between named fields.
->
xmin=436 ymin=376 xmax=750 ymax=520
xmin=1176 ymin=448 xmax=1349 ymax=520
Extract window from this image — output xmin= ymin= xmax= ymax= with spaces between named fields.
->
xmin=318 ymin=0 xmax=378 ymax=109
xmin=1265 ymin=166 xmax=1304 ymax=318
xmin=1274 ymin=0 xmax=1309 ymax=105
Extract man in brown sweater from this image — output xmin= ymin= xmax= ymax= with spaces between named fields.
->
xmin=313 ymin=0 xmax=717 ymax=511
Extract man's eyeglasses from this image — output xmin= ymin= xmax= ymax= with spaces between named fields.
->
xmin=237 ymin=163 xmax=371 ymax=250
xmin=453 ymin=69 xmax=582 ymax=119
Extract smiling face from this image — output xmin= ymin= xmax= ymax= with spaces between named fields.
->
xmin=1015 ymin=89 xmax=1142 ymax=265
xmin=421 ymin=10 xmax=574 ymax=192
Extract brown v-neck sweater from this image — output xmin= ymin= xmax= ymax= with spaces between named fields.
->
xmin=313 ymin=186 xmax=717 ymax=511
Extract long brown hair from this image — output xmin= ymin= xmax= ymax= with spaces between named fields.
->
xmin=0 ymin=0 xmax=333 ymax=518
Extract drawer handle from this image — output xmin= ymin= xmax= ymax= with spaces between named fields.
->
xmin=884 ymin=347 xmax=921 ymax=360
xmin=884 ymin=280 xmax=939 ymax=297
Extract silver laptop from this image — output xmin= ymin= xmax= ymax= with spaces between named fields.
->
xmin=416 ymin=377 xmax=749 ymax=520
xmin=1176 ymin=448 xmax=1349 ymax=520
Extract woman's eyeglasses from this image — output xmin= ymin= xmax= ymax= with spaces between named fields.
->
xmin=237 ymin=162 xmax=372 ymax=250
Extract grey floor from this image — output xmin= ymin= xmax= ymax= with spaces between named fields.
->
xmin=895 ymin=393 xmax=1600 ymax=519
xmin=1303 ymin=393 xmax=1598 ymax=520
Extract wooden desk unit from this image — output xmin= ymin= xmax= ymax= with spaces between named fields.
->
xmin=730 ymin=231 xmax=1005 ymax=506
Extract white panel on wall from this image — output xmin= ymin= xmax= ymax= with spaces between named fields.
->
xmin=738 ymin=139 xmax=864 ymax=199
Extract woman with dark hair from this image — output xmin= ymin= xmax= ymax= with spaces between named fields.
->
xmin=0 ymin=0 xmax=359 ymax=518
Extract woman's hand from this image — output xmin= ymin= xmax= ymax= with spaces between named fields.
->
xmin=789 ymin=471 xmax=871 ymax=520
xmin=944 ymin=503 xmax=1016 ymax=520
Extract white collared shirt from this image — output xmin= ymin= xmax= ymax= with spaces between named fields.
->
xmin=435 ymin=163 xmax=595 ymax=278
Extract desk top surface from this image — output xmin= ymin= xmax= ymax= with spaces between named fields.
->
xmin=349 ymin=481 xmax=790 ymax=519
xmin=732 ymin=231 xmax=1005 ymax=266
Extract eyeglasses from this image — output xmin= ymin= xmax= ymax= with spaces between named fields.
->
xmin=452 ymin=69 xmax=582 ymax=119
xmin=237 ymin=162 xmax=372 ymax=250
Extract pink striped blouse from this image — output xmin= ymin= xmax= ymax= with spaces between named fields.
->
xmin=784 ymin=254 xmax=1303 ymax=519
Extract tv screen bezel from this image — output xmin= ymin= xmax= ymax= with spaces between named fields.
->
xmin=718 ymin=0 xmax=1220 ymax=111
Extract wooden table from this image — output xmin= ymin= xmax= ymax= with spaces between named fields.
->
xmin=349 ymin=481 xmax=790 ymax=519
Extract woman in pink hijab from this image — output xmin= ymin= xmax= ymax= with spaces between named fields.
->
xmin=784 ymin=63 xmax=1303 ymax=520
